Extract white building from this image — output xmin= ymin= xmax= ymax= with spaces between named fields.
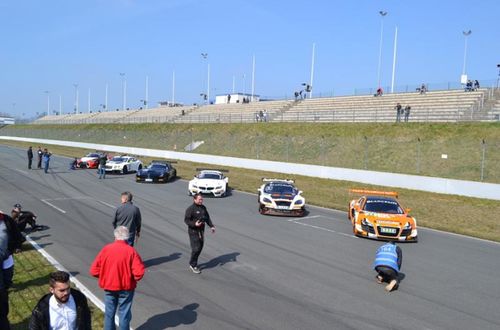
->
xmin=215 ymin=93 xmax=260 ymax=104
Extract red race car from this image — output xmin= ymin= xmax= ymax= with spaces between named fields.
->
xmin=77 ymin=152 xmax=103 ymax=169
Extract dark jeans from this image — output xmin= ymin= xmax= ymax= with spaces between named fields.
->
xmin=189 ymin=232 xmax=204 ymax=267
xmin=104 ymin=290 xmax=134 ymax=330
xmin=28 ymin=158 xmax=33 ymax=169
xmin=376 ymin=266 xmax=398 ymax=283
xmin=37 ymin=157 xmax=42 ymax=169
xmin=3 ymin=266 xmax=13 ymax=289
xmin=44 ymin=161 xmax=49 ymax=173
xmin=127 ymin=232 xmax=135 ymax=247
xmin=0 ymin=268 xmax=10 ymax=330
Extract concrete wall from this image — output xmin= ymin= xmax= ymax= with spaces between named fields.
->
xmin=2 ymin=136 xmax=499 ymax=201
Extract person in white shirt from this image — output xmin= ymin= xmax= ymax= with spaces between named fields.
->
xmin=29 ymin=271 xmax=91 ymax=330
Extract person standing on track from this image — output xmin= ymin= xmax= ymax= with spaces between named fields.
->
xmin=37 ymin=146 xmax=43 ymax=169
xmin=42 ymin=149 xmax=51 ymax=174
xmin=112 ymin=192 xmax=141 ymax=247
xmin=90 ymin=226 xmax=145 ymax=330
xmin=98 ymin=153 xmax=107 ymax=179
xmin=27 ymin=146 xmax=33 ymax=170
xmin=184 ymin=194 xmax=215 ymax=274
xmin=373 ymin=241 xmax=402 ymax=292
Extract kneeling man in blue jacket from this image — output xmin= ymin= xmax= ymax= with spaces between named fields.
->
xmin=373 ymin=241 xmax=402 ymax=292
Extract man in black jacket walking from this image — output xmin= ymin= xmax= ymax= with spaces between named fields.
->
xmin=184 ymin=194 xmax=215 ymax=274
xmin=37 ymin=146 xmax=43 ymax=169
xmin=29 ymin=271 xmax=91 ymax=330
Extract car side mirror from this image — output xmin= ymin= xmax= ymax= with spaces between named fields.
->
xmin=405 ymin=208 xmax=411 ymax=214
xmin=299 ymin=190 xmax=303 ymax=195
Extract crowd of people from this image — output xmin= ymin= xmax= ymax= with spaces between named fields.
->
xmin=394 ymin=103 xmax=412 ymax=122
xmin=255 ymin=109 xmax=268 ymax=122
xmin=27 ymin=146 xmax=52 ymax=173
xmin=0 ymin=189 xmax=220 ymax=329
xmin=465 ymin=79 xmax=480 ymax=92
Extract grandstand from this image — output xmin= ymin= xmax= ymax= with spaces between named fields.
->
xmin=32 ymin=88 xmax=498 ymax=124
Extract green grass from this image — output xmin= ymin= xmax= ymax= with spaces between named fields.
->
xmin=1 ymin=139 xmax=499 ymax=242
xmin=2 ymin=122 xmax=500 ymax=182
xmin=9 ymin=243 xmax=104 ymax=329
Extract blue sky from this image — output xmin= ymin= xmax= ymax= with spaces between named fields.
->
xmin=1 ymin=0 xmax=499 ymax=117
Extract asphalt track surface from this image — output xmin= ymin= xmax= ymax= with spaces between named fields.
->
xmin=1 ymin=145 xmax=499 ymax=330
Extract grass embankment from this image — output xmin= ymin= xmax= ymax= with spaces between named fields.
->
xmin=1 ymin=139 xmax=499 ymax=243
xmin=10 ymin=243 xmax=104 ymax=329
xmin=3 ymin=122 xmax=500 ymax=183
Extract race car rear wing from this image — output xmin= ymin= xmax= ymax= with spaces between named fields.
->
xmin=349 ymin=189 xmax=398 ymax=198
xmin=196 ymin=168 xmax=228 ymax=172
xmin=262 ymin=178 xmax=295 ymax=184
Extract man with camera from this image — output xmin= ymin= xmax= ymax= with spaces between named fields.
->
xmin=184 ymin=194 xmax=215 ymax=274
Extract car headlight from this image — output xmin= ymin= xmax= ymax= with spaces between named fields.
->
xmin=192 ymin=185 xmax=198 ymax=188
xmin=294 ymin=200 xmax=303 ymax=205
xmin=403 ymin=222 xmax=411 ymax=229
xmin=216 ymin=186 xmax=222 ymax=189
xmin=263 ymin=197 xmax=272 ymax=203
xmin=361 ymin=218 xmax=373 ymax=226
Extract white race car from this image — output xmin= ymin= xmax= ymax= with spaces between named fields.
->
xmin=258 ymin=178 xmax=305 ymax=216
xmin=188 ymin=169 xmax=229 ymax=197
xmin=105 ymin=155 xmax=143 ymax=174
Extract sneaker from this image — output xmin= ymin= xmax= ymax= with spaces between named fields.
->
xmin=376 ymin=275 xmax=383 ymax=284
xmin=385 ymin=279 xmax=398 ymax=292
xmin=189 ymin=266 xmax=201 ymax=274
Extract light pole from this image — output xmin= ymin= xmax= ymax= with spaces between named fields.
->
xmin=377 ymin=11 xmax=388 ymax=88
xmin=44 ymin=91 xmax=50 ymax=115
xmin=120 ymin=72 xmax=126 ymax=110
xmin=309 ymin=42 xmax=315 ymax=98
xmin=201 ymin=53 xmax=209 ymax=104
xmin=144 ymin=75 xmax=149 ymax=109
xmin=462 ymin=30 xmax=472 ymax=78
xmin=73 ymin=84 xmax=79 ymax=114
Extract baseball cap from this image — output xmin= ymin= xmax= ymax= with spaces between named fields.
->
xmin=13 ymin=203 xmax=22 ymax=209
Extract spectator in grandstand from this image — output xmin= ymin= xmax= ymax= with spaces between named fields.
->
xmin=255 ymin=112 xmax=260 ymax=122
xmin=29 ymin=271 xmax=92 ymax=330
xmin=98 ymin=153 xmax=107 ymax=179
xmin=37 ymin=146 xmax=43 ymax=169
xmin=375 ymin=87 xmax=383 ymax=97
xmin=373 ymin=241 xmax=402 ymax=292
xmin=42 ymin=149 xmax=51 ymax=173
xmin=299 ymin=90 xmax=304 ymax=100
xmin=465 ymin=80 xmax=473 ymax=92
xmin=404 ymin=105 xmax=411 ymax=122
xmin=263 ymin=110 xmax=268 ymax=122
xmin=184 ymin=194 xmax=216 ymax=274
xmin=227 ymin=94 xmax=231 ymax=104
xmin=112 ymin=192 xmax=142 ymax=247
xmin=27 ymin=146 xmax=33 ymax=169
xmin=294 ymin=91 xmax=299 ymax=101
xmin=90 ymin=226 xmax=145 ymax=330
xmin=258 ymin=110 xmax=264 ymax=122
xmin=395 ymin=103 xmax=402 ymax=122
xmin=474 ymin=80 xmax=480 ymax=90
xmin=418 ymin=83 xmax=427 ymax=94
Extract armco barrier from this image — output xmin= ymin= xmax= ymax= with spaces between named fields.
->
xmin=2 ymin=136 xmax=499 ymax=201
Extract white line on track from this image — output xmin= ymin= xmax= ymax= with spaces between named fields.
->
xmin=289 ymin=220 xmax=355 ymax=238
xmin=43 ymin=196 xmax=92 ymax=201
xmin=287 ymin=215 xmax=322 ymax=222
xmin=98 ymin=200 xmax=116 ymax=209
xmin=41 ymin=199 xmax=66 ymax=214
xmin=14 ymin=168 xmax=28 ymax=175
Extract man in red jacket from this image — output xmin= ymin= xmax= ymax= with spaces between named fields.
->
xmin=90 ymin=226 xmax=145 ymax=330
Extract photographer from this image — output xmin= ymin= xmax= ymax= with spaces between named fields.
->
xmin=184 ymin=194 xmax=215 ymax=274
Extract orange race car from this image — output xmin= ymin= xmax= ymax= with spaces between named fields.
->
xmin=348 ymin=189 xmax=418 ymax=242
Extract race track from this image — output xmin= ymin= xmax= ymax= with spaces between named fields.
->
xmin=1 ymin=145 xmax=499 ymax=330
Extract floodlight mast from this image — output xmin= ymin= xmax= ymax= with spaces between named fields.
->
xmin=377 ymin=11 xmax=388 ymax=88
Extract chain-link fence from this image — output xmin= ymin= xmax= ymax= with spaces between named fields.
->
xmin=2 ymin=126 xmax=499 ymax=183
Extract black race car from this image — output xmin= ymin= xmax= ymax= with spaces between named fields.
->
xmin=136 ymin=160 xmax=177 ymax=183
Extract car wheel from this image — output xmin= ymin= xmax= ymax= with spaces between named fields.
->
xmin=122 ymin=166 xmax=128 ymax=174
xmin=138 ymin=164 xmax=142 ymax=171
xmin=259 ymin=204 xmax=265 ymax=215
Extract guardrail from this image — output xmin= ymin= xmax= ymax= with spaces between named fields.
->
xmin=2 ymin=136 xmax=499 ymax=201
